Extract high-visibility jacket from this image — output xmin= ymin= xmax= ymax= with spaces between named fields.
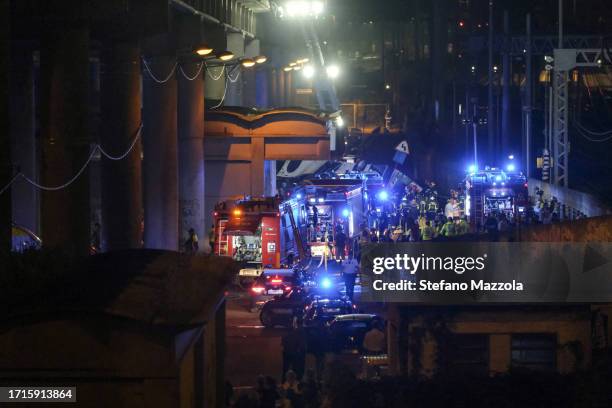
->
xmin=441 ymin=221 xmax=456 ymax=237
xmin=421 ymin=225 xmax=435 ymax=241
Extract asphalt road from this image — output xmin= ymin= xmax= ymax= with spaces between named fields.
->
xmin=224 ymin=259 xmax=381 ymax=388
xmin=225 ymin=290 xmax=289 ymax=387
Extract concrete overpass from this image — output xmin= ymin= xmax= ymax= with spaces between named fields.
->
xmin=203 ymin=107 xmax=336 ymax=229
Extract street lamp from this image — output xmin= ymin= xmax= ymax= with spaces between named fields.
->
xmin=241 ymin=58 xmax=256 ymax=68
xmin=326 ymin=64 xmax=340 ymax=79
xmin=255 ymin=55 xmax=268 ymax=64
xmin=284 ymin=1 xmax=324 ymax=18
xmin=194 ymin=44 xmax=214 ymax=56
xmin=283 ymin=66 xmax=293 ymax=72
xmin=217 ymin=51 xmax=234 ymax=61
xmin=302 ymin=64 xmax=315 ymax=78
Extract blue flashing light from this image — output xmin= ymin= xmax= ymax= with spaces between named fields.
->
xmin=321 ymin=277 xmax=332 ymax=289
xmin=468 ymin=164 xmax=477 ymax=173
xmin=378 ymin=190 xmax=389 ymax=201
xmin=296 ymin=193 xmax=302 ymax=199
xmin=508 ymin=154 xmax=515 ymax=160
xmin=495 ymin=175 xmax=502 ymax=181
xmin=506 ymin=163 xmax=516 ymax=172
xmin=342 ymin=208 xmax=350 ymax=217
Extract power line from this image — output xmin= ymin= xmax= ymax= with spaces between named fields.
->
xmin=0 ymin=126 xmax=143 ymax=195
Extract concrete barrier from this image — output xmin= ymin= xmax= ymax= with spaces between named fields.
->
xmin=528 ymin=178 xmax=611 ymax=219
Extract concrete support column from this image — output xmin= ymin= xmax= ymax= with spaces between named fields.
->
xmin=225 ymin=32 xmax=244 ymax=106
xmin=10 ymin=47 xmax=38 ymax=236
xmin=40 ymin=28 xmax=91 ymax=254
xmin=278 ymin=69 xmax=286 ymax=107
xmin=285 ymin=71 xmax=293 ymax=106
xmin=264 ymin=160 xmax=276 ymax=197
xmin=142 ymin=56 xmax=178 ymax=250
xmin=268 ymin=68 xmax=278 ymax=107
xmin=250 ymin=137 xmax=265 ymax=196
xmin=100 ymin=40 xmax=143 ymax=251
xmin=0 ymin=0 xmax=9 ymax=252
xmin=242 ymin=68 xmax=257 ymax=108
xmin=255 ymin=69 xmax=269 ymax=108
xmin=178 ymin=62 xmax=205 ymax=251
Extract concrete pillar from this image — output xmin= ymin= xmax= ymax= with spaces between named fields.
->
xmin=268 ymin=68 xmax=278 ymax=107
xmin=225 ymin=32 xmax=244 ymax=106
xmin=10 ymin=47 xmax=38 ymax=236
xmin=40 ymin=28 xmax=91 ymax=254
xmin=278 ymin=69 xmax=286 ymax=107
xmin=0 ymin=0 xmax=9 ymax=252
xmin=250 ymin=137 xmax=265 ymax=196
xmin=264 ymin=160 xmax=277 ymax=197
xmin=142 ymin=56 xmax=179 ymax=250
xmin=243 ymin=38 xmax=260 ymax=108
xmin=256 ymin=69 xmax=269 ymax=108
xmin=178 ymin=62 xmax=205 ymax=251
xmin=100 ymin=40 xmax=143 ymax=251
xmin=285 ymin=71 xmax=293 ymax=106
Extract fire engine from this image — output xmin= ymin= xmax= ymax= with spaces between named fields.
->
xmin=294 ymin=178 xmax=365 ymax=258
xmin=212 ymin=195 xmax=309 ymax=283
xmin=464 ymin=167 xmax=529 ymax=228
xmin=212 ymin=177 xmax=366 ymax=272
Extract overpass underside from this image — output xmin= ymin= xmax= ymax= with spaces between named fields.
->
xmin=204 ymin=108 xmax=332 ymax=228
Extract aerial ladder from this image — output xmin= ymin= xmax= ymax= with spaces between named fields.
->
xmin=299 ymin=21 xmax=340 ymax=112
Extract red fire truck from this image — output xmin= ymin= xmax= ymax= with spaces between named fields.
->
xmin=212 ymin=195 xmax=309 ymax=281
xmin=465 ymin=167 xmax=529 ymax=228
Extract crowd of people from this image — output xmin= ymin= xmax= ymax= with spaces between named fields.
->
xmin=358 ymin=182 xmax=472 ymax=244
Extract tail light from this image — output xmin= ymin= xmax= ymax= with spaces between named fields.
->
xmin=251 ymin=286 xmax=265 ymax=294
xmin=271 ymin=278 xmax=283 ymax=284
xmin=284 ymin=286 xmax=292 ymax=291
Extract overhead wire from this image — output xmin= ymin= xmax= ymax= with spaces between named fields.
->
xmin=0 ymin=125 xmax=143 ymax=195
xmin=141 ymin=57 xmax=178 ymax=83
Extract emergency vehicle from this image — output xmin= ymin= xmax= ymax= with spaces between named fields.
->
xmin=212 ymin=196 xmax=308 ymax=281
xmin=464 ymin=167 xmax=529 ymax=228
xmin=295 ymin=178 xmax=365 ymax=258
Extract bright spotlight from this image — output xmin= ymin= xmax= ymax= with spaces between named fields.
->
xmin=317 ymin=197 xmax=324 ymax=203
xmin=296 ymin=193 xmax=302 ymax=199
xmin=309 ymin=197 xmax=316 ymax=203
xmin=320 ymin=277 xmax=332 ymax=289
xmin=285 ymin=1 xmax=324 ymax=18
xmin=508 ymin=154 xmax=515 ymax=160
xmin=311 ymin=1 xmax=324 ymax=15
xmin=326 ymin=64 xmax=340 ymax=79
xmin=342 ymin=208 xmax=350 ymax=217
xmin=336 ymin=116 xmax=344 ymax=128
xmin=506 ymin=163 xmax=516 ymax=172
xmin=302 ymin=64 xmax=315 ymax=79
xmin=378 ymin=190 xmax=389 ymax=201
xmin=468 ymin=164 xmax=477 ymax=173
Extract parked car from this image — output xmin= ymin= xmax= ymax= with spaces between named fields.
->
xmin=259 ymin=288 xmax=309 ymax=328
xmin=327 ymin=314 xmax=384 ymax=352
xmin=249 ymin=268 xmax=301 ymax=312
